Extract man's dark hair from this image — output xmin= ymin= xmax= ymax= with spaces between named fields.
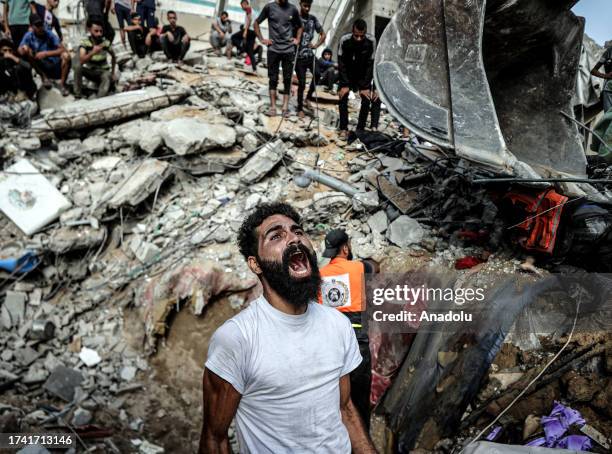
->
xmin=237 ymin=202 xmax=302 ymax=260
xmin=221 ymin=10 xmax=228 ymax=16
xmin=301 ymin=0 xmax=313 ymax=5
xmin=29 ymin=14 xmax=43 ymax=26
xmin=353 ymin=18 xmax=367 ymax=32
xmin=0 ymin=38 xmax=13 ymax=49
xmin=130 ymin=12 xmax=140 ymax=19
xmin=240 ymin=0 xmax=249 ymax=5
xmin=167 ymin=10 xmax=177 ymax=16
xmin=87 ymin=16 xmax=104 ymax=28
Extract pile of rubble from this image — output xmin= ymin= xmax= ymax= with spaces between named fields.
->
xmin=1 ymin=36 xmax=610 ymax=453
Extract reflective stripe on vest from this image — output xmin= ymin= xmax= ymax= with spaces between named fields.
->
xmin=318 ymin=258 xmax=365 ymax=312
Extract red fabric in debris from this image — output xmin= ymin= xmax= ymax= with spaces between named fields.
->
xmin=455 ymin=256 xmax=484 ymax=270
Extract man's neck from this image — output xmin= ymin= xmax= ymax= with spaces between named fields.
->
xmin=262 ymin=283 xmax=308 ymax=315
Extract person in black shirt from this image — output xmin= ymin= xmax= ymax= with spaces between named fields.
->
xmin=124 ymin=12 xmax=147 ymax=58
xmin=307 ymin=47 xmax=338 ymax=98
xmin=592 ymin=42 xmax=612 ymax=112
xmin=0 ymin=37 xmax=36 ymax=98
xmin=337 ymin=19 xmax=380 ymax=140
xmin=294 ymin=0 xmax=325 ymax=118
xmin=160 ymin=10 xmax=190 ymax=62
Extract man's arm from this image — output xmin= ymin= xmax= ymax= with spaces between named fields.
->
xmin=293 ymin=25 xmax=303 ymax=47
xmin=244 ymin=12 xmax=251 ymax=37
xmin=340 ymin=374 xmax=377 ymax=453
xmin=79 ymin=44 xmax=102 ymax=64
xmin=199 ymin=368 xmax=241 ymax=454
xmin=42 ymin=43 xmax=65 ymax=58
xmin=3 ymin=2 xmax=10 ymax=35
xmin=591 ymin=61 xmax=612 ymax=80
xmin=312 ymin=29 xmax=326 ymax=49
xmin=110 ymin=46 xmax=116 ymax=76
xmin=213 ymin=18 xmax=223 ymax=35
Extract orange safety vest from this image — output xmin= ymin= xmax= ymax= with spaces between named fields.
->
xmin=318 ymin=257 xmax=365 ymax=313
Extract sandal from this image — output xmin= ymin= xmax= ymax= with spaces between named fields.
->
xmin=60 ymin=86 xmax=70 ymax=97
xmin=42 ymin=78 xmax=52 ymax=89
xmin=282 ymin=110 xmax=291 ymax=119
xmin=264 ymin=108 xmax=278 ymax=117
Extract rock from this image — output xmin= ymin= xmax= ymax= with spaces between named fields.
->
xmin=353 ymin=191 xmax=379 ymax=211
xmin=1 ymin=291 xmax=27 ymax=329
xmin=108 ymin=159 xmax=173 ymax=208
xmin=91 ymin=156 xmax=123 ymax=171
xmin=161 ymin=118 xmax=237 ymax=155
xmin=120 ymin=365 xmax=137 ymax=381
xmin=523 ymin=415 xmax=541 ymax=440
xmin=83 ymin=135 xmax=107 ymax=154
xmin=138 ymin=440 xmax=164 ymax=454
xmin=20 ymin=137 xmax=41 ymax=151
xmin=71 ymin=408 xmax=93 ymax=426
xmin=79 ymin=347 xmax=101 ymax=367
xmin=244 ymin=194 xmax=262 ymax=211
xmin=368 ymin=211 xmax=389 ymax=234
xmin=43 ymin=366 xmax=84 ymax=402
xmin=38 ymin=86 xmax=75 ymax=112
xmin=239 ymin=139 xmax=285 ymax=184
xmin=241 ymin=133 xmax=259 ymax=153
xmin=57 ymin=139 xmax=85 ymax=160
xmin=490 ymin=372 xmax=524 ymax=390
xmin=564 ymin=371 xmax=598 ymax=402
xmin=16 ymin=445 xmax=51 ymax=454
xmin=387 ymin=216 xmax=425 ymax=248
xmin=129 ymin=236 xmax=161 ymax=264
xmin=313 ymin=192 xmax=352 ymax=212
xmin=48 ymin=226 xmax=106 ymax=254
xmin=22 ymin=366 xmax=49 ymax=384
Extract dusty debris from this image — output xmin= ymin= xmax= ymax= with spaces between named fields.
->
xmin=160 ymin=118 xmax=237 ymax=155
xmin=239 ymin=139 xmax=286 ymax=184
xmin=107 ymin=159 xmax=173 ymax=209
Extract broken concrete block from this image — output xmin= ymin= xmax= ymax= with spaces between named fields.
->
xmin=239 ymin=139 xmax=285 ymax=184
xmin=313 ymin=192 xmax=352 ymax=212
xmin=368 ymin=210 xmax=389 ymax=234
xmin=38 ymin=86 xmax=75 ymax=113
xmin=20 ymin=137 xmax=41 ymax=151
xmin=57 ymin=139 xmax=85 ymax=160
xmin=241 ymin=133 xmax=259 ymax=153
xmin=22 ymin=366 xmax=49 ymax=384
xmin=1 ymin=291 xmax=27 ymax=329
xmin=120 ymin=365 xmax=137 ymax=381
xmin=353 ymin=191 xmax=379 ymax=211
xmin=71 ymin=408 xmax=93 ymax=426
xmin=83 ymin=135 xmax=107 ymax=154
xmin=0 ymin=159 xmax=71 ymax=235
xmin=79 ymin=347 xmax=101 ymax=367
xmin=43 ymin=365 xmax=84 ymax=402
xmin=107 ymin=159 xmax=172 ymax=208
xmin=244 ymin=194 xmax=262 ymax=211
xmin=130 ymin=236 xmax=161 ymax=264
xmin=91 ymin=156 xmax=122 ymax=171
xmin=387 ymin=215 xmax=425 ymax=248
xmin=160 ymin=118 xmax=236 ymax=155
xmin=32 ymin=86 xmax=189 ymax=132
xmin=48 ymin=226 xmax=106 ymax=254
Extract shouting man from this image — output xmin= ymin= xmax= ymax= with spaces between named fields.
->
xmin=199 ymin=202 xmax=376 ymax=453
xmin=254 ymin=0 xmax=303 ymax=117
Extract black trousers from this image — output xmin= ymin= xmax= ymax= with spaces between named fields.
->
xmin=231 ymin=30 xmax=259 ymax=71
xmin=268 ymin=50 xmax=294 ymax=92
xmin=307 ymin=66 xmax=339 ymax=100
xmin=0 ymin=59 xmax=36 ymax=98
xmin=127 ymin=31 xmax=147 ymax=58
xmin=339 ymin=88 xmax=381 ymax=131
xmin=350 ymin=323 xmax=371 ymax=430
xmin=295 ymin=55 xmax=314 ymax=111
xmin=9 ymin=25 xmax=29 ymax=50
xmin=161 ymin=37 xmax=190 ymax=61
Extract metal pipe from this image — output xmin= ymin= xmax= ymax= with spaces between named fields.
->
xmin=293 ymin=168 xmax=360 ymax=196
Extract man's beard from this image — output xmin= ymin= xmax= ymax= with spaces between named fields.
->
xmin=259 ymin=244 xmax=321 ymax=308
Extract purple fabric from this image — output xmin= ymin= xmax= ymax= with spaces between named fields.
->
xmin=524 ymin=401 xmax=592 ymax=451
xmin=556 ymin=435 xmax=592 ymax=450
xmin=486 ymin=426 xmax=502 ymax=441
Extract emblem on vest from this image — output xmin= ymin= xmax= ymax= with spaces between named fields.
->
xmin=321 ymin=277 xmax=350 ymax=308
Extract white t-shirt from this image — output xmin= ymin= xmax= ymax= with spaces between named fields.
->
xmin=205 ymin=296 xmax=362 ymax=454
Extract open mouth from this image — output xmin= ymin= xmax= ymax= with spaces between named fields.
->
xmin=288 ymin=249 xmax=310 ymax=277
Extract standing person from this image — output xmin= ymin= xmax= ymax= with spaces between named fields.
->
xmin=0 ymin=36 xmax=36 ymax=98
xmin=199 ymin=202 xmax=377 ymax=454
xmin=85 ymin=0 xmax=115 ymax=43
xmin=111 ymin=0 xmax=132 ymax=47
xmin=132 ymin=0 xmax=154 ymax=30
xmin=229 ymin=0 xmax=259 ymax=71
xmin=306 ymin=47 xmax=339 ymax=100
xmin=124 ymin=11 xmax=147 ymax=57
xmin=337 ymin=19 xmax=380 ymax=141
xmin=18 ymin=14 xmax=70 ymax=94
xmin=254 ymin=0 xmax=303 ymax=117
xmin=159 ymin=10 xmax=190 ymax=62
xmin=74 ymin=16 xmax=115 ymax=98
xmin=30 ymin=0 xmax=62 ymax=41
xmin=2 ymin=0 xmax=30 ymax=50
xmin=319 ymin=228 xmax=377 ymax=429
xmin=210 ymin=10 xmax=231 ymax=57
xmin=592 ymin=41 xmax=612 ymax=112
xmin=294 ymin=0 xmax=325 ymax=119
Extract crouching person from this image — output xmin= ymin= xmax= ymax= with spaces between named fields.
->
xmin=74 ymin=17 xmax=116 ymax=98
xmin=18 ymin=14 xmax=70 ymax=95
xmin=160 ymin=10 xmax=189 ymax=62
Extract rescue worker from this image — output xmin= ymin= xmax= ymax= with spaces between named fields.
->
xmin=319 ymin=228 xmax=376 ymax=428
xmin=591 ymin=41 xmax=612 ymax=112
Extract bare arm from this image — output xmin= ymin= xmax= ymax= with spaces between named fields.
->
xmin=244 ymin=13 xmax=251 ymax=37
xmin=3 ymin=2 xmax=9 ymax=34
xmin=199 ymin=368 xmax=241 ymax=454
xmin=213 ymin=20 xmax=223 ymax=35
xmin=313 ymin=30 xmax=326 ymax=49
xmin=293 ymin=26 xmax=303 ymax=46
xmin=254 ymin=20 xmax=269 ymax=45
xmin=43 ymin=43 xmax=65 ymax=58
xmin=79 ymin=45 xmax=102 ymax=65
xmin=591 ymin=61 xmax=612 ymax=80
xmin=339 ymin=374 xmax=377 ymax=454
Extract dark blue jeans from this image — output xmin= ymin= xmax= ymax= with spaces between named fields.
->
xmin=136 ymin=3 xmax=156 ymax=29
